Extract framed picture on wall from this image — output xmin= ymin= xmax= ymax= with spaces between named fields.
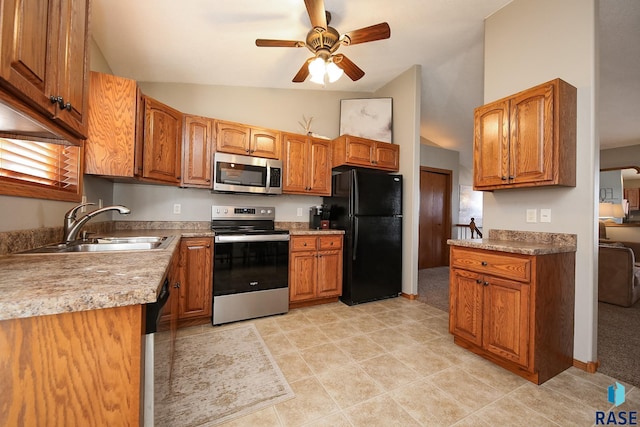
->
xmin=339 ymin=97 xmax=393 ymax=143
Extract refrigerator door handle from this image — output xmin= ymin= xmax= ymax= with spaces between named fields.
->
xmin=353 ymin=170 xmax=359 ymax=215
xmin=353 ymin=217 xmax=358 ymax=261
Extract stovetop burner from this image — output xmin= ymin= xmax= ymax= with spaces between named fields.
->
xmin=210 ymin=205 xmax=288 ymax=235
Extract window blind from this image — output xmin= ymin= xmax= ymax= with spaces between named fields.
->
xmin=0 ymin=138 xmax=80 ymax=194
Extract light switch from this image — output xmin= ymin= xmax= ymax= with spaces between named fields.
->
xmin=540 ymin=209 xmax=551 ymax=223
xmin=526 ymin=209 xmax=537 ymax=223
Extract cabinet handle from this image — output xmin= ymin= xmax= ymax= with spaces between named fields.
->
xmin=205 ymin=179 xmax=211 ymax=182
xmin=481 ymin=261 xmax=488 ymax=266
xmin=501 ymin=176 xmax=508 ymax=181
xmin=303 ymin=242 xmax=307 ymax=246
xmin=49 ymin=95 xmax=72 ymax=111
xmin=476 ymin=279 xmax=482 ymax=284
xmin=174 ymin=281 xmax=180 ymax=288
xmin=246 ymin=149 xmax=250 ymax=153
xmin=509 ymin=175 xmax=515 ymax=180
xmin=483 ymin=281 xmax=489 ymax=286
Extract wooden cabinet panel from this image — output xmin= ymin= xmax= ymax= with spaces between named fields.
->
xmin=482 ymin=275 xmax=530 ymax=367
xmin=215 ymin=120 xmax=281 ymax=159
xmin=182 ymin=115 xmax=213 ymax=188
xmin=332 ymin=135 xmax=399 ymax=172
xmin=625 ymin=188 xmax=639 ymax=211
xmin=449 ymin=246 xmax=574 ymax=384
xmin=449 ymin=268 xmax=483 ymax=347
xmin=282 ymin=133 xmax=332 ymax=196
xmin=289 ymin=234 xmax=343 ymax=307
xmin=0 ymin=0 xmax=89 ymax=138
xmin=85 ymin=72 xmax=139 ymax=177
xmin=179 ymin=237 xmax=213 ymax=319
xmin=473 ymin=79 xmax=576 ymax=190
xmin=142 ymin=96 xmax=182 ymax=184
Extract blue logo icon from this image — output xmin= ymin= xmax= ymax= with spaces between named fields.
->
xmin=608 ymin=382 xmax=626 ymax=407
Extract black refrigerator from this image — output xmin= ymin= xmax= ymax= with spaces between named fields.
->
xmin=324 ymin=169 xmax=402 ymax=305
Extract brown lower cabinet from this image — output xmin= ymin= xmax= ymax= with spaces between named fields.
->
xmin=289 ymin=234 xmax=343 ymax=309
xmin=160 ymin=237 xmax=213 ymax=329
xmin=449 ymin=246 xmax=575 ymax=384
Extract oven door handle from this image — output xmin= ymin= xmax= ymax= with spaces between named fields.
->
xmin=214 ymin=234 xmax=290 ymax=243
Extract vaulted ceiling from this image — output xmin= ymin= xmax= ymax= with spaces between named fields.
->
xmin=91 ymin=0 xmax=640 ymax=169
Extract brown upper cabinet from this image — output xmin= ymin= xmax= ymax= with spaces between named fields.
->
xmin=85 ymin=72 xmax=183 ymax=185
xmin=0 ymin=0 xmax=91 ymax=141
xmin=473 ymin=78 xmax=576 ymax=191
xmin=332 ymin=135 xmax=399 ymax=172
xmin=215 ymin=120 xmax=281 ymax=159
xmin=282 ymin=133 xmax=332 ymax=196
xmin=182 ymin=115 xmax=214 ymax=188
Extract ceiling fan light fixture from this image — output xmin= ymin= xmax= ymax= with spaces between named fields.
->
xmin=326 ymin=60 xmax=343 ymax=83
xmin=308 ymin=56 xmax=326 ymax=82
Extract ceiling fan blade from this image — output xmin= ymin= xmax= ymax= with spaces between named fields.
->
xmin=333 ymin=54 xmax=365 ymax=81
xmin=304 ymin=0 xmax=327 ymax=31
xmin=343 ymin=22 xmax=391 ymax=45
xmin=256 ymin=39 xmax=305 ymax=48
xmin=293 ymin=58 xmax=313 ymax=83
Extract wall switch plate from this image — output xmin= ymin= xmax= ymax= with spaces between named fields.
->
xmin=173 ymin=204 xmax=181 ymax=214
xmin=540 ymin=209 xmax=551 ymax=223
xmin=296 ymin=208 xmax=303 ymax=217
xmin=526 ymin=209 xmax=537 ymax=223
xmin=81 ymin=195 xmax=87 ymax=213
xmin=98 ymin=198 xmax=103 ymax=209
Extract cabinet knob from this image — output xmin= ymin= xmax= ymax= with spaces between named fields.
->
xmin=483 ymin=281 xmax=489 ymax=286
xmin=509 ymin=175 xmax=515 ymax=180
xmin=481 ymin=261 xmax=488 ymax=266
xmin=174 ymin=282 xmax=180 ymax=288
xmin=501 ymin=176 xmax=508 ymax=181
xmin=246 ymin=149 xmax=250 ymax=153
xmin=476 ymin=279 xmax=482 ymax=284
xmin=303 ymin=242 xmax=307 ymax=246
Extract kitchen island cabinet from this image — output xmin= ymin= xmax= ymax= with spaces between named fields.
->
xmin=0 ymin=304 xmax=144 ymax=426
xmin=289 ymin=233 xmax=343 ymax=308
xmin=448 ymin=231 xmax=576 ymax=384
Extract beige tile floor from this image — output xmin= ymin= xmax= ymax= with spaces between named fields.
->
xmin=209 ymin=297 xmax=639 ymax=427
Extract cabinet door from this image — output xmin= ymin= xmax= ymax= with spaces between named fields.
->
xmin=345 ymin=136 xmax=374 ymax=166
xmin=0 ymin=0 xmax=58 ymax=116
xmin=316 ymin=250 xmax=342 ymax=297
xmin=308 ymin=138 xmax=332 ymax=195
xmin=449 ymin=268 xmax=483 ymax=346
xmin=283 ymin=133 xmax=309 ymax=193
xmin=374 ymin=142 xmax=399 ymax=171
xmin=182 ymin=115 xmax=213 ymax=188
xmin=289 ymin=251 xmax=317 ymax=302
xmin=53 ymin=0 xmax=90 ymax=136
xmin=179 ymin=238 xmax=213 ymax=319
xmin=85 ymin=72 xmax=139 ymax=177
xmin=509 ymin=83 xmax=554 ymax=185
xmin=473 ymin=100 xmax=510 ymax=188
xmin=216 ymin=121 xmax=250 ymax=155
xmin=159 ymin=250 xmax=181 ymax=330
xmin=250 ymin=127 xmax=281 ymax=159
xmin=143 ymin=96 xmax=182 ymax=183
xmin=482 ymin=275 xmax=530 ymax=367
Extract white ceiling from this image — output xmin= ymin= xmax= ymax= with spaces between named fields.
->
xmin=91 ymin=0 xmax=640 ymax=168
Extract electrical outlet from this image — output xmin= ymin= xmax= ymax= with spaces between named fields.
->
xmin=297 ymin=208 xmax=303 ymax=217
xmin=540 ymin=209 xmax=551 ymax=223
xmin=81 ymin=195 xmax=87 ymax=213
xmin=526 ymin=209 xmax=537 ymax=223
xmin=173 ymin=204 xmax=181 ymax=214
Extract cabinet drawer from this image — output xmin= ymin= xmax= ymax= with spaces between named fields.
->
xmin=451 ymin=247 xmax=531 ymax=283
xmin=290 ymin=236 xmax=318 ymax=251
xmin=319 ymin=235 xmax=342 ymax=250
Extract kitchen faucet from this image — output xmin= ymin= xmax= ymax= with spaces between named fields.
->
xmin=63 ymin=202 xmax=131 ymax=243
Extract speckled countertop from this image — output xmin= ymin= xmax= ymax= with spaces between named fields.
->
xmin=447 ymin=229 xmax=577 ymax=255
xmin=0 ymin=229 xmax=213 ymax=321
xmin=0 ymin=224 xmax=342 ymax=321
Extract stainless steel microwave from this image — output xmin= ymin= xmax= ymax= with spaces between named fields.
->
xmin=213 ymin=152 xmax=283 ymax=195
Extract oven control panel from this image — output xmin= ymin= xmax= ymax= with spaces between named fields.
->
xmin=211 ymin=205 xmax=275 ymax=220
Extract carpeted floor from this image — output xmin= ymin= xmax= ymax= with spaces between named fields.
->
xmin=597 ymin=300 xmax=640 ymax=387
xmin=417 ymin=266 xmax=640 ymax=387
xmin=417 ymin=266 xmax=450 ymax=313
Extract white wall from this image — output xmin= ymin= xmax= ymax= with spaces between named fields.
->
xmin=484 ymin=0 xmax=598 ymax=362
xmin=374 ymin=66 xmax=422 ymax=296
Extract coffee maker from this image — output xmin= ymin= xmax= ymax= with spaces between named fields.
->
xmin=309 ymin=205 xmax=330 ymax=229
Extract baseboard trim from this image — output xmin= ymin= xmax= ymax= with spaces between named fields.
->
xmin=401 ymin=292 xmax=418 ymax=300
xmin=573 ymin=358 xmax=600 ymax=373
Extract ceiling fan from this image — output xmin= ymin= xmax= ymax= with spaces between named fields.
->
xmin=255 ymin=0 xmax=391 ymax=83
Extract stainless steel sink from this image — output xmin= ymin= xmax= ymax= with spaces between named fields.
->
xmin=19 ymin=236 xmax=174 ymax=254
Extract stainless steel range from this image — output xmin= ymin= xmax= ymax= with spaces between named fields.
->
xmin=211 ymin=205 xmax=289 ymax=325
